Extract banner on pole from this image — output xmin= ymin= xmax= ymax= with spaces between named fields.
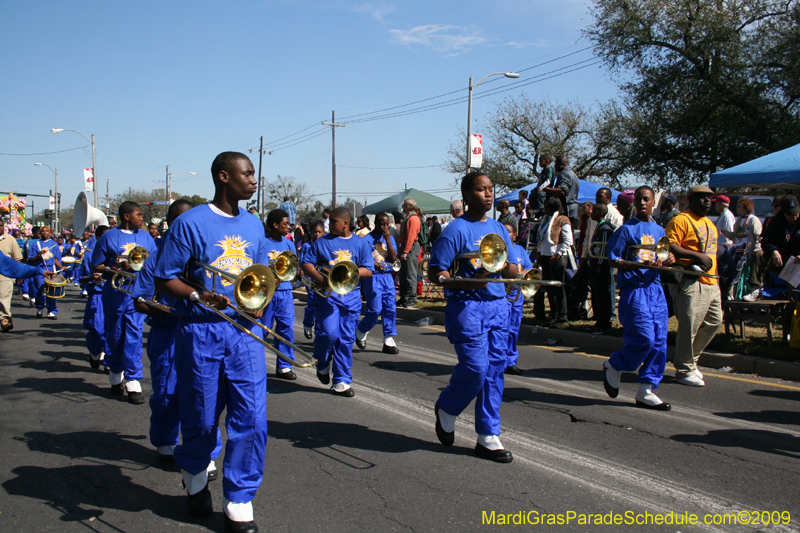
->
xmin=49 ymin=195 xmax=56 ymax=210
xmin=468 ymin=134 xmax=483 ymax=168
xmin=84 ymin=168 xmax=95 ymax=192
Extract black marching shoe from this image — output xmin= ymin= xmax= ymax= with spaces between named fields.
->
xmin=89 ymin=357 xmax=101 ymax=370
xmin=316 ymin=371 xmax=330 ymax=385
xmin=207 ymin=466 xmax=218 ymax=482
xmin=274 ymin=370 xmax=297 ymax=381
xmin=504 ymin=365 xmax=523 ymax=376
xmin=111 ymin=383 xmax=125 ymax=396
xmin=434 ymin=402 xmax=454 ymax=446
xmin=474 ymin=444 xmax=513 ymax=463
xmin=382 ymin=343 xmax=399 ymax=355
xmin=187 ymin=484 xmax=213 ymax=517
xmin=158 ymin=452 xmax=176 ymax=463
xmin=602 ymin=362 xmax=619 ymax=398
xmin=355 ymin=338 xmax=366 ymax=350
xmin=331 ymin=387 xmax=355 ymax=397
xmin=128 ymin=391 xmax=146 ymax=405
xmin=224 ymin=514 xmax=258 ymax=533
xmin=635 ymin=400 xmax=672 ymax=411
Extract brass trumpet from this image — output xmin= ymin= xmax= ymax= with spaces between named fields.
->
xmin=306 ymin=260 xmax=361 ymax=298
xmin=270 ymin=250 xmax=299 ymax=282
xmin=186 ymin=261 xmax=317 ymax=368
xmin=111 ymin=271 xmax=138 ymax=294
xmin=118 ymin=245 xmax=150 ymax=272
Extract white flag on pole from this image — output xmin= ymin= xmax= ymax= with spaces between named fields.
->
xmin=468 ymin=134 xmax=483 ymax=168
xmin=49 ymin=195 xmax=56 ymax=210
xmin=84 ymin=168 xmax=95 ymax=192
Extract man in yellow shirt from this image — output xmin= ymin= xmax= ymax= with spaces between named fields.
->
xmin=665 ymin=185 xmax=722 ymax=387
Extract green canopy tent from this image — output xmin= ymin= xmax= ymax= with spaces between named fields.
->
xmin=362 ymin=188 xmax=452 ymax=215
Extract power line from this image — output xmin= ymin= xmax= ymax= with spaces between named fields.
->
xmin=338 ymin=164 xmax=443 ymax=170
xmin=0 ymin=145 xmax=90 ymax=156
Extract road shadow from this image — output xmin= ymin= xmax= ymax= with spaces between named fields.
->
xmin=714 ymin=410 xmax=800 ymax=426
xmin=3 ymin=430 xmax=212 ymax=529
xmin=523 ymin=366 xmax=641 ymax=385
xmin=671 ymin=429 xmax=800 ymax=459
xmin=503 ymin=386 xmax=622 ymax=408
xmin=749 ymin=389 xmax=800 ymax=402
xmin=368 ymin=359 xmax=453 ymax=377
xmin=13 ymin=376 xmax=118 ymax=402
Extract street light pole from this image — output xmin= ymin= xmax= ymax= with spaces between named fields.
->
xmin=465 ymin=72 xmax=520 ymax=173
xmin=34 ymin=163 xmax=58 ymax=233
xmin=50 ymin=128 xmax=98 ymax=207
xmin=322 ymin=111 xmax=345 ymax=208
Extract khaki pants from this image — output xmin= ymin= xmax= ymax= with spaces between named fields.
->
xmin=670 ymin=279 xmax=722 ymax=377
xmin=0 ymin=278 xmax=13 ymax=321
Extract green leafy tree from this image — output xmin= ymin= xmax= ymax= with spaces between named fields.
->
xmin=586 ymin=0 xmax=800 ymax=188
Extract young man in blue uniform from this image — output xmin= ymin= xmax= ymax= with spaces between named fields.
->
xmin=301 ymin=221 xmax=325 ymax=339
xmin=21 ymin=227 xmax=41 ymax=305
xmin=355 ymin=212 xmax=400 ymax=354
xmin=428 ymin=172 xmax=518 ymax=463
xmin=30 ymin=226 xmax=62 ymax=319
xmin=155 ymin=152 xmax=269 ymax=532
xmin=502 ymin=223 xmax=533 ymax=376
xmin=79 ymin=225 xmax=109 ymax=370
xmin=602 ymin=186 xmax=674 ymax=411
xmin=262 ymin=208 xmax=299 ymax=380
xmin=91 ymin=201 xmax=157 ymax=404
xmin=301 ymin=206 xmax=373 ymax=397
xmin=0 ymin=250 xmax=54 ymax=280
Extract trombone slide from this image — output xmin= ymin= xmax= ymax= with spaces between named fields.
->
xmin=613 ymin=261 xmax=719 ymax=279
xmin=438 ymin=276 xmax=562 ymax=287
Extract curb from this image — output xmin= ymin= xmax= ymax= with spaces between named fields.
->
xmin=292 ymin=290 xmax=800 ymax=382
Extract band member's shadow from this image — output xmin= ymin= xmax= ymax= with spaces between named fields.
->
xmin=523 ymin=367 xmax=622 ymax=383
xmin=671 ymin=429 xmax=800 ymax=459
xmin=503 ymin=386 xmax=623 ymax=408
xmin=12 ymin=376 xmax=116 ymax=402
xmin=18 ymin=358 xmax=87 ymax=374
xmin=714 ymin=409 xmax=800 ymax=426
xmin=4 ymin=431 xmax=205 ymax=529
xmin=369 ymin=359 xmax=453 ymax=377
xmin=265 ymin=378 xmax=351 ymax=396
xmin=269 ymin=420 xmax=471 ymax=465
xmin=749 ymin=389 xmax=800 ymax=402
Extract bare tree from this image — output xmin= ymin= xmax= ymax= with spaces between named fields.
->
xmin=264 ymin=175 xmax=310 ymax=211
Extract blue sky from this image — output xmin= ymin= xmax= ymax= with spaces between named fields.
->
xmin=1 ymin=0 xmax=619 ymax=215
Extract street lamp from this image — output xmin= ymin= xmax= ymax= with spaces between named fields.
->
xmin=165 ymin=166 xmax=196 ymax=200
xmin=466 ymin=72 xmax=520 ymax=172
xmin=34 ymin=163 xmax=59 ymax=233
xmin=51 ymin=128 xmax=98 ymax=208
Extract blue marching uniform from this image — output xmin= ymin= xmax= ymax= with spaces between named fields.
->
xmin=301 ymin=242 xmax=316 ymax=330
xmin=154 ymin=204 xmax=270 ymax=504
xmin=262 ymin=236 xmax=297 ymax=372
xmin=80 ymin=237 xmax=109 ymax=365
xmin=357 ymin=233 xmax=398 ymax=339
xmin=91 ymin=228 xmax=157 ymax=384
xmin=31 ymin=239 xmax=62 ymax=315
xmin=606 ymin=218 xmax=669 ymax=387
xmin=506 ymin=243 xmax=533 ymax=370
xmin=132 ymin=235 xmax=223 ymax=458
xmin=0 ymin=251 xmax=43 ymax=279
xmin=430 ymin=216 xmax=514 ymax=437
xmin=301 ymin=233 xmax=373 ymax=386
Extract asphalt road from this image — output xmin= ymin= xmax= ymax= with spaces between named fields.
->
xmin=1 ymin=287 xmax=799 ymax=533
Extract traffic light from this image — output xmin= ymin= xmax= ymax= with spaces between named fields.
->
xmin=44 ymin=209 xmax=55 ymax=219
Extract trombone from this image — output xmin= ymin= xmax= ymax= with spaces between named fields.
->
xmin=305 ymin=260 xmax=361 ymax=298
xmin=505 ymin=269 xmax=562 ymax=302
xmin=186 ymin=261 xmax=317 ymax=368
xmin=615 ymin=236 xmax=720 ymax=279
xmin=117 ymin=245 xmax=150 ymax=272
xmin=111 ymin=271 xmax=138 ymax=294
xmin=270 ymin=250 xmax=299 ymax=282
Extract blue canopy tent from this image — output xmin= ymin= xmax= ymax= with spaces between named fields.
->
xmin=709 ymin=143 xmax=800 ymax=188
xmin=494 ymin=179 xmax=621 ymax=206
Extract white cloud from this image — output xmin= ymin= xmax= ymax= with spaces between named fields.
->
xmin=389 ymin=24 xmax=486 ymax=53
xmin=348 ymin=2 xmax=396 ymax=21
xmin=505 ymin=40 xmax=553 ymax=49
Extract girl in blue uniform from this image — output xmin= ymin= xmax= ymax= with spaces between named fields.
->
xmin=301 ymin=207 xmax=374 ymax=397
xmin=262 ymin=208 xmax=299 ymax=380
xmin=30 ymin=226 xmax=62 ymax=319
xmin=603 ymin=186 xmax=674 ymax=411
xmin=154 ymin=152 xmax=269 ymax=532
xmin=90 ymin=202 xmax=157 ymax=404
xmin=355 ymin=212 xmax=400 ymax=354
xmin=79 ymin=226 xmax=109 ymax=370
xmin=428 ymin=172 xmax=518 ymax=463
xmin=503 ymin=223 xmax=533 ymax=376
xmin=301 ymin=221 xmax=325 ymax=339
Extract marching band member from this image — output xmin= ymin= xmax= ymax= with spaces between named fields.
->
xmin=355 ymin=212 xmax=400 ymax=355
xmin=79 ymin=225 xmax=109 ymax=370
xmin=301 ymin=206 xmax=374 ymax=397
xmin=155 ymin=152 xmax=269 ymax=532
xmin=602 ymin=186 xmax=673 ymax=410
xmin=301 ymin=221 xmax=325 ymax=339
xmin=262 ymin=208 xmax=299 ymax=380
xmin=0 ymin=248 xmax=55 ymax=280
xmin=30 ymin=226 xmax=62 ymax=319
xmin=428 ymin=172 xmax=518 ymax=463
xmin=131 ymin=200 xmax=223 ymax=476
xmin=21 ymin=227 xmax=41 ymax=305
xmin=91 ymin=201 xmax=157 ymax=404
xmin=502 ymin=223 xmax=532 ymax=376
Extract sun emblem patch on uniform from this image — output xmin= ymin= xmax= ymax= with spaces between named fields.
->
xmin=209 ymin=236 xmax=253 ymax=285
xmin=635 ymin=234 xmax=656 ymax=262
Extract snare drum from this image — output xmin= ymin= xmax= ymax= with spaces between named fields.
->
xmin=45 ymin=275 xmax=67 ymax=299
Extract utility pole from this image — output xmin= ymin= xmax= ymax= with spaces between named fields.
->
xmin=249 ymin=140 xmax=273 ymax=222
xmin=322 ymin=111 xmax=345 ymax=208
xmin=106 ymin=177 xmax=111 ymax=215
xmin=166 ymin=165 xmax=170 ymax=201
